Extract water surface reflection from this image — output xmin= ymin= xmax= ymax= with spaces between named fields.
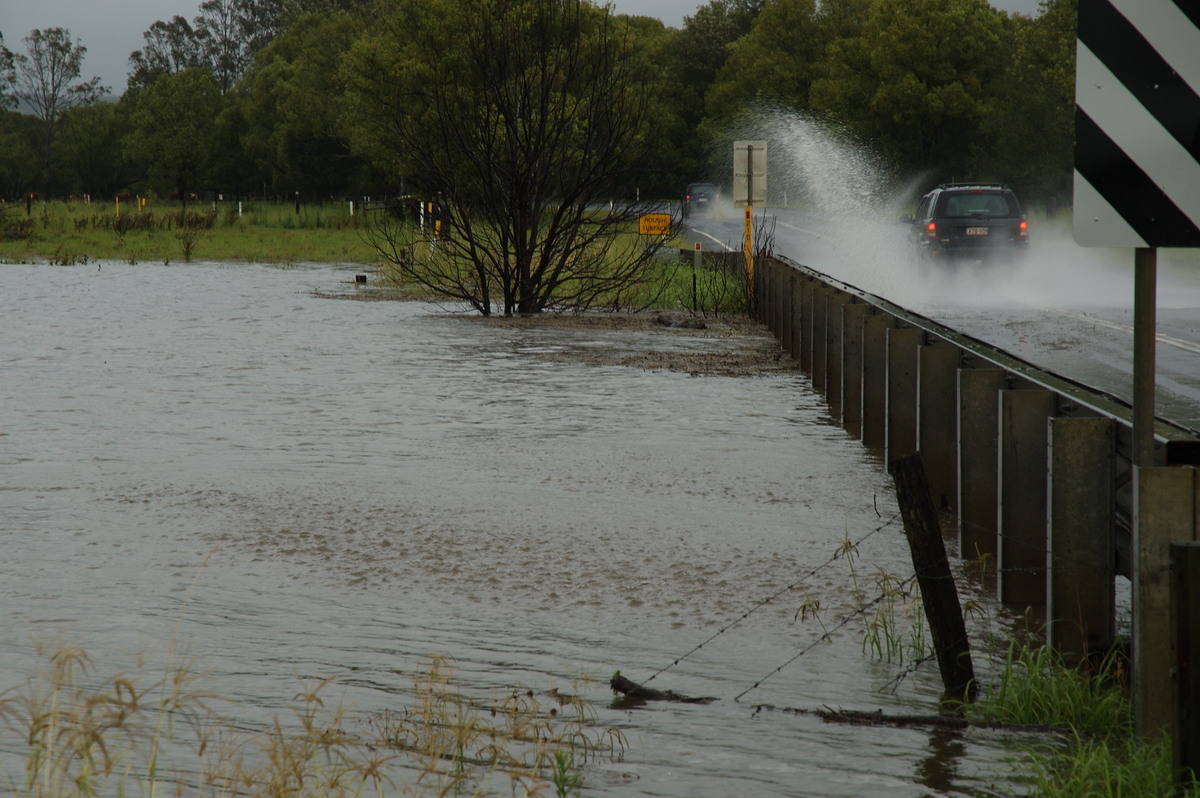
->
xmin=0 ymin=261 xmax=1024 ymax=795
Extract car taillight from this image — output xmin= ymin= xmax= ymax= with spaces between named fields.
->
xmin=1018 ymin=220 xmax=1028 ymax=240
xmin=926 ymin=221 xmax=937 ymax=240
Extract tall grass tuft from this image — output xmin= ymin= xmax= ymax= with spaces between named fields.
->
xmin=965 ymin=641 xmax=1129 ymax=735
xmin=1022 ymin=732 xmax=1200 ymax=798
xmin=1 ymin=648 xmax=623 ymax=797
xmin=956 ymin=640 xmax=1200 ymax=796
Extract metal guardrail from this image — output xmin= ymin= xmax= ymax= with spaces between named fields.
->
xmin=770 ymin=253 xmax=1200 ymax=459
xmin=755 ymin=253 xmax=1200 ymax=738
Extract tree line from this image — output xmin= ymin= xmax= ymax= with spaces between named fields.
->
xmin=0 ymin=0 xmax=1075 ymax=210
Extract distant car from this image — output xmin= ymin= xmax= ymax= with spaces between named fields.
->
xmin=683 ymin=182 xmax=720 ymax=218
xmin=903 ymin=183 xmax=1028 ymax=263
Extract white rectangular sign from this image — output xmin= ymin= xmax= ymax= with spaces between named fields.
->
xmin=733 ymin=140 xmax=767 ymax=206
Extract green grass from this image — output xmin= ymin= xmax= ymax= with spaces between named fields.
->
xmin=1 ymin=200 xmax=381 ymax=265
xmin=965 ymin=642 xmax=1130 ymax=735
xmin=1021 ymin=732 xmax=1198 ymax=798
xmin=2 ymin=201 xmax=751 ymax=315
xmin=2 ymin=202 xmax=748 ymax=315
xmin=632 ymin=256 xmax=749 ymax=316
xmin=367 ymin=216 xmax=747 ymax=316
xmin=958 ymin=641 xmax=1200 ymax=797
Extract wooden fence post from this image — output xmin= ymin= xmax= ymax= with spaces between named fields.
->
xmin=890 ymin=452 xmax=977 ymax=704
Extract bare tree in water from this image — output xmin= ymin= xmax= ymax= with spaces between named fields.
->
xmin=343 ymin=0 xmax=671 ymax=316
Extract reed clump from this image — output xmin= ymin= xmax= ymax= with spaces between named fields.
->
xmin=958 ymin=641 xmax=1199 ymax=797
xmin=965 ymin=641 xmax=1130 ymax=734
xmin=1022 ymin=731 xmax=1199 ymax=798
xmin=825 ymin=524 xmax=1193 ymax=796
xmin=0 ymin=648 xmax=623 ymax=797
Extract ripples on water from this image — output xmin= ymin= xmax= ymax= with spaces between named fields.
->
xmin=0 ymin=261 xmax=1025 ymax=795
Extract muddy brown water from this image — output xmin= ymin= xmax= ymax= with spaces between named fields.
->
xmin=1 ymin=261 xmax=1028 ymax=795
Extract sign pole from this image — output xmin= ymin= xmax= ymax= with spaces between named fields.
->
xmin=1074 ymin=0 xmax=1200 ymax=741
xmin=1133 ymin=247 xmax=1157 ymax=467
xmin=744 ymin=205 xmax=754 ymax=294
xmin=744 ymin=144 xmax=755 ymax=296
xmin=733 ymin=139 xmax=766 ymax=302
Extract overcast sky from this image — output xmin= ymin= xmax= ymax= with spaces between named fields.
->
xmin=2 ymin=0 xmax=1045 ymax=96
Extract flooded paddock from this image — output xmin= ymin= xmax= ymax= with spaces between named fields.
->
xmin=0 ymin=261 xmax=1026 ymax=795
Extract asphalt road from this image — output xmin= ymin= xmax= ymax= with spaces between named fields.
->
xmin=684 ymin=205 xmax=1200 ymax=430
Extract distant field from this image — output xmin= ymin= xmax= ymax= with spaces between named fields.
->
xmin=0 ymin=199 xmax=381 ymax=265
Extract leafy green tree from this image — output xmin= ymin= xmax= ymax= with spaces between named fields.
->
xmin=668 ymin=0 xmax=764 ymax=175
xmin=703 ymin=0 xmax=820 ymax=123
xmin=809 ymin=0 xmax=1006 ymax=176
xmin=237 ymin=9 xmax=365 ymax=197
xmin=0 ymin=35 xmax=15 ymax=109
xmin=125 ymin=67 xmax=224 ymax=207
xmin=209 ymin=100 xmax=269 ymax=199
xmin=343 ymin=0 xmax=665 ymax=316
xmin=4 ymin=28 xmax=107 ymax=196
xmin=608 ymin=15 xmax=687 ymax=197
xmin=982 ymin=0 xmax=1076 ymax=209
xmin=0 ymin=109 xmax=40 ymax=198
xmin=127 ymin=16 xmax=206 ymax=94
xmin=195 ymin=0 xmax=284 ymax=93
xmin=131 ymin=0 xmax=286 ymax=96
xmin=281 ymin=0 xmax=372 ymax=15
xmin=55 ymin=102 xmax=136 ymax=198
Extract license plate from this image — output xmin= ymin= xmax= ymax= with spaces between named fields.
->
xmin=966 ymin=227 xmax=989 ymax=236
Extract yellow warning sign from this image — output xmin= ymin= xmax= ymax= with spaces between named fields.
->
xmin=639 ymin=213 xmax=671 ymax=236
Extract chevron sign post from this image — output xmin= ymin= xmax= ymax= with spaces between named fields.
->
xmin=1074 ymin=0 xmax=1200 ymax=247
xmin=1074 ymin=0 xmax=1200 ymax=472
xmin=1074 ymin=0 xmax=1200 ymax=750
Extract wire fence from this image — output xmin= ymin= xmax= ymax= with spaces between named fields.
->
xmin=642 ymin=511 xmax=903 ymax=686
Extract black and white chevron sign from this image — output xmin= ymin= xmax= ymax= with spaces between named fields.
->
xmin=1074 ymin=0 xmax=1200 ymax=247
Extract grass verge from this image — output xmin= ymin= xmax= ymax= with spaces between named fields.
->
xmin=964 ymin=641 xmax=1199 ymax=797
xmin=3 ymin=201 xmax=748 ymax=316
xmin=1 ymin=200 xmax=380 ymax=265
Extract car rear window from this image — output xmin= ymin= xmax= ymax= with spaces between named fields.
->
xmin=940 ymin=192 xmax=1016 ymax=218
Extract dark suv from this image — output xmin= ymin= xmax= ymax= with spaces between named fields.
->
xmin=904 ymin=183 xmax=1028 ymax=262
xmin=683 ymin=182 xmax=720 ymax=218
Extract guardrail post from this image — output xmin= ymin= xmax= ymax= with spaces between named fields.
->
xmin=998 ymin=389 xmax=1057 ymax=608
xmin=800 ymin=281 xmax=815 ymax=374
xmin=761 ymin=260 xmax=775 ymax=333
xmin=826 ymin=293 xmax=851 ymax=420
xmin=1135 ymin=466 xmax=1199 ymax=735
xmin=958 ymin=369 xmax=1006 ymax=568
xmin=779 ymin=270 xmax=794 ymax=357
xmin=841 ymin=303 xmax=870 ymax=439
xmin=790 ymin=275 xmax=805 ymax=364
xmin=918 ymin=343 xmax=961 ymax=512
xmin=886 ymin=326 xmax=923 ymax=466
xmin=754 ymin=256 xmax=765 ymax=322
xmin=811 ymin=287 xmax=830 ymax=394
xmin=861 ymin=313 xmax=894 ymax=447
xmin=771 ymin=262 xmax=784 ymax=338
xmin=1047 ymin=417 xmax=1116 ymax=663
xmin=1172 ymin=541 xmax=1200 ymax=788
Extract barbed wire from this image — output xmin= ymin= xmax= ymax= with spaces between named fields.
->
xmin=734 ymin=574 xmax=919 ymax=702
xmin=643 ymin=511 xmax=903 ymax=684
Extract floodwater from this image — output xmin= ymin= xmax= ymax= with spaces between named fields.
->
xmin=1 ymin=261 xmax=1027 ymax=796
